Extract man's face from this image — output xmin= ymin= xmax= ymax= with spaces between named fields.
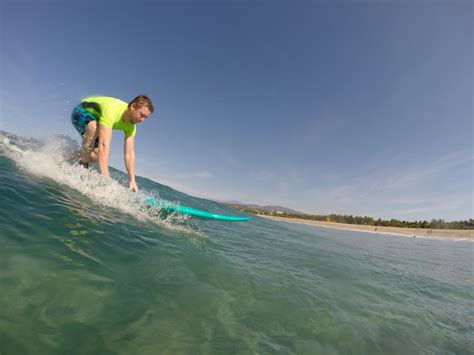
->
xmin=130 ymin=104 xmax=151 ymax=124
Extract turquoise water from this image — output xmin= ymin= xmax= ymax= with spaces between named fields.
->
xmin=1 ymin=131 xmax=472 ymax=354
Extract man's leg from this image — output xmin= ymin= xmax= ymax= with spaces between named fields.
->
xmin=89 ymin=148 xmax=99 ymax=161
xmin=80 ymin=121 xmax=98 ymax=164
xmin=89 ymin=136 xmax=99 ymax=161
xmin=71 ymin=104 xmax=99 ymax=167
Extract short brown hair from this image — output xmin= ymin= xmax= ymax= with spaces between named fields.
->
xmin=128 ymin=95 xmax=154 ymax=113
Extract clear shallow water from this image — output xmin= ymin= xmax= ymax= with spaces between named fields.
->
xmin=1 ymin=131 xmax=473 ymax=354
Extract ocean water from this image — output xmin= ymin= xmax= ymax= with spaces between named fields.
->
xmin=0 ymin=131 xmax=472 ymax=355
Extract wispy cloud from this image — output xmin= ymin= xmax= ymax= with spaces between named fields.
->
xmin=151 ymin=176 xmax=233 ymax=201
xmin=139 ymin=158 xmax=214 ymax=181
xmin=385 ymin=198 xmax=430 ymax=205
xmin=339 ymin=149 xmax=473 ymax=197
xmin=305 ymin=149 xmax=473 ymax=219
xmin=194 ymin=171 xmax=213 ymax=179
xmin=386 ymin=194 xmax=470 ymax=219
xmin=372 ymin=149 xmax=473 ymax=192
xmin=250 ymin=169 xmax=303 ymax=195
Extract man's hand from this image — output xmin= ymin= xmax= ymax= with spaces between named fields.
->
xmin=129 ymin=180 xmax=139 ymax=192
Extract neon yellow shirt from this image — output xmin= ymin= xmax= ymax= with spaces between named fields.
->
xmin=81 ymin=96 xmax=136 ymax=137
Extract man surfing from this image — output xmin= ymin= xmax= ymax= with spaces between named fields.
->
xmin=71 ymin=95 xmax=154 ymax=192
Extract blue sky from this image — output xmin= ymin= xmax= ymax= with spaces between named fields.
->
xmin=1 ymin=0 xmax=472 ymax=221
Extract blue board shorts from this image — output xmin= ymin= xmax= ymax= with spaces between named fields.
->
xmin=71 ymin=104 xmax=99 ymax=148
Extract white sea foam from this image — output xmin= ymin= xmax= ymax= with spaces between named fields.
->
xmin=0 ymin=133 xmax=192 ymax=232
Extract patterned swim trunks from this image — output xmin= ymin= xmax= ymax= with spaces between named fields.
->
xmin=71 ymin=104 xmax=99 ymax=148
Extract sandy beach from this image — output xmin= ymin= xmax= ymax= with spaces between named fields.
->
xmin=260 ymin=215 xmax=474 ymax=241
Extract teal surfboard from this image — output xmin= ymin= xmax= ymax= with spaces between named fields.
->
xmin=144 ymin=198 xmax=251 ymax=221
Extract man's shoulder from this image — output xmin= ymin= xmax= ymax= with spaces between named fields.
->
xmin=124 ymin=122 xmax=137 ymax=138
xmin=82 ymin=96 xmax=127 ymax=106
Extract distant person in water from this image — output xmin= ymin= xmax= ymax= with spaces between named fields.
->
xmin=71 ymin=95 xmax=154 ymax=192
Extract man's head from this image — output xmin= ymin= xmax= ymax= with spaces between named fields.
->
xmin=127 ymin=95 xmax=154 ymax=124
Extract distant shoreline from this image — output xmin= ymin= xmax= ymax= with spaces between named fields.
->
xmin=260 ymin=215 xmax=474 ymax=241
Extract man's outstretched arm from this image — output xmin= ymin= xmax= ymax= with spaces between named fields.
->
xmin=98 ymin=124 xmax=113 ymax=176
xmin=124 ymin=135 xmax=138 ymax=192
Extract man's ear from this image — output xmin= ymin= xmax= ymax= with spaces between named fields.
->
xmin=130 ymin=103 xmax=136 ymax=110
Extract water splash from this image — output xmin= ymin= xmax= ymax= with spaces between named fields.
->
xmin=0 ymin=132 xmax=193 ymax=232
